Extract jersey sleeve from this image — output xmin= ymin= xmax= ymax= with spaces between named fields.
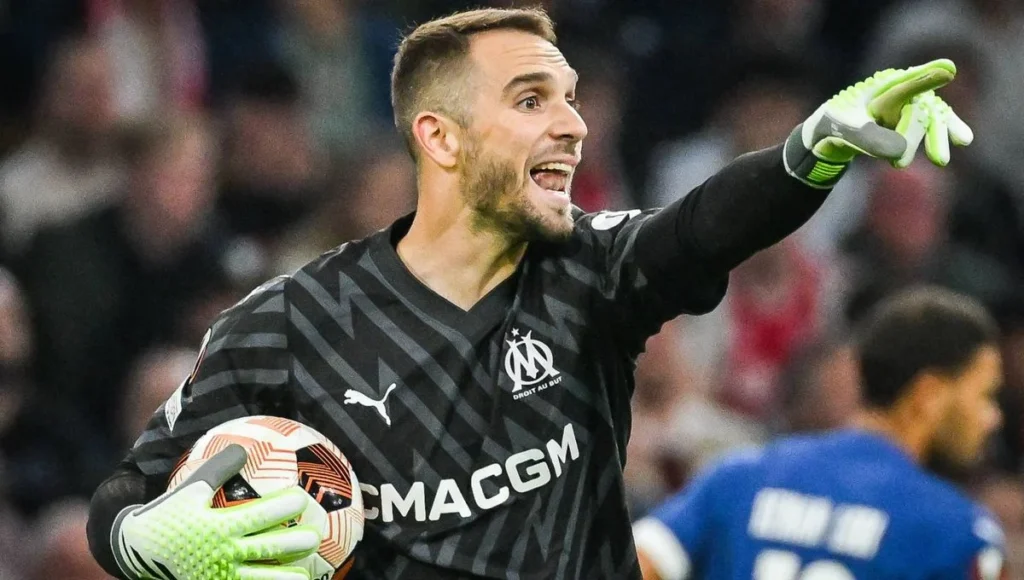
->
xmin=575 ymin=208 xmax=728 ymax=357
xmin=934 ymin=508 xmax=1008 ymax=580
xmin=576 ymin=145 xmax=830 ymax=356
xmin=123 ymin=275 xmax=295 ymax=491
xmin=632 ymin=456 xmax=751 ymax=580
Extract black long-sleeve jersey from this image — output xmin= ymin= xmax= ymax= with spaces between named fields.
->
xmin=88 ymin=145 xmax=832 ymax=579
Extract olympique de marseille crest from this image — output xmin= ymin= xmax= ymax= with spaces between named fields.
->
xmin=503 ymin=328 xmax=562 ymax=399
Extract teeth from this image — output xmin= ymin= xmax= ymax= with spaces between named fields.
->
xmin=533 ymin=162 xmax=573 ymax=173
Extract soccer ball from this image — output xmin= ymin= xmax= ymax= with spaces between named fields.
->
xmin=168 ymin=416 xmax=364 ymax=579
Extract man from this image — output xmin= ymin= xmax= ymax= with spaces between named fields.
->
xmin=633 ymin=287 xmax=1008 ymax=580
xmin=87 ymin=7 xmax=973 ymax=580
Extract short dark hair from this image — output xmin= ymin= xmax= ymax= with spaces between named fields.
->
xmin=390 ymin=8 xmax=557 ymax=156
xmin=856 ymin=286 xmax=999 ymax=408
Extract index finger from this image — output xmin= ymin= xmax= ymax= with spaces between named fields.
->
xmin=224 ymin=487 xmax=311 ymax=533
xmin=868 ymin=59 xmax=956 ymax=126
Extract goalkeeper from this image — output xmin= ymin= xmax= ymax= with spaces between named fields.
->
xmin=86 ymin=8 xmax=974 ymax=578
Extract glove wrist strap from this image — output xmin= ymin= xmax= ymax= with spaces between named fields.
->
xmin=111 ymin=505 xmax=145 ymax=580
xmin=783 ymin=124 xmax=850 ymax=190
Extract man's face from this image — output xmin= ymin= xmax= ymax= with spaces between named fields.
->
xmin=931 ymin=345 xmax=1004 ymax=468
xmin=458 ymin=30 xmax=587 ymax=242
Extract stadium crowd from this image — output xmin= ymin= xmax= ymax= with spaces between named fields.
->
xmin=1 ymin=0 xmax=1023 ymax=577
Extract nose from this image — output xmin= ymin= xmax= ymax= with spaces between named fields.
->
xmin=552 ymin=100 xmax=588 ymax=144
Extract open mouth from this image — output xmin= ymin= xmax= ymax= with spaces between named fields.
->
xmin=529 ymin=162 xmax=573 ymax=197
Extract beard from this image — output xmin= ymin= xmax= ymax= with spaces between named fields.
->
xmin=924 ymin=424 xmax=990 ymax=484
xmin=458 ymin=136 xmax=573 ymax=244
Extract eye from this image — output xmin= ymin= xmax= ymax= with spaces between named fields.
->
xmin=519 ymin=95 xmax=540 ymax=111
xmin=567 ymin=97 xmax=581 ymax=111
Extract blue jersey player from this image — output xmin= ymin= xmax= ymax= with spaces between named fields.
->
xmin=634 ymin=287 xmax=1009 ymax=580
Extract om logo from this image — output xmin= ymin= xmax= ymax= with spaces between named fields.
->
xmin=504 ymin=328 xmax=560 ymax=393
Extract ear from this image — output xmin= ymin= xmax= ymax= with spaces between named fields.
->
xmin=907 ymin=372 xmax=953 ymax=422
xmin=411 ymin=111 xmax=462 ymax=169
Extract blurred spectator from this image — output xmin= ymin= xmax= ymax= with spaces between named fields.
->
xmin=0 ymin=267 xmax=28 ymax=578
xmin=728 ymin=0 xmax=826 ymax=56
xmin=0 ymin=31 xmax=122 ymax=254
xmin=777 ymin=339 xmax=861 ymax=434
xmin=647 ymin=53 xmax=816 ymax=208
xmin=841 ymin=162 xmax=1013 ymax=322
xmin=119 ymin=347 xmax=198 ymax=448
xmin=0 ymin=0 xmax=88 ymax=150
xmin=27 ymin=499 xmax=110 ymax=580
xmin=197 ymin=0 xmax=283 ymax=105
xmin=274 ymin=138 xmax=415 ymax=274
xmin=990 ymin=300 xmax=1024 ymax=473
xmin=19 ymin=113 xmax=230 ymax=459
xmin=0 ymin=495 xmax=24 ymax=578
xmin=0 ymin=266 xmax=111 ymax=518
xmin=276 ymin=0 xmax=393 ymax=157
xmin=673 ymin=240 xmax=835 ymax=417
xmin=216 ymin=63 xmax=325 ymax=247
xmin=625 ymin=319 xmax=693 ymax=515
xmin=642 ymin=239 xmax=837 ymax=479
xmin=88 ymin=0 xmax=207 ymax=119
xmin=974 ymin=473 xmax=1024 ymax=536
xmin=560 ymin=43 xmax=634 ymax=212
xmin=712 ymin=240 xmax=834 ymax=420
xmin=971 ymin=472 xmax=1024 ymax=572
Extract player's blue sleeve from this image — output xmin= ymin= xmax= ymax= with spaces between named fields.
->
xmin=932 ymin=509 xmax=1008 ymax=580
xmin=632 ymin=454 xmax=754 ymax=580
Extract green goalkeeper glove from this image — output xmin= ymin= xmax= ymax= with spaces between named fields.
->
xmin=111 ymin=445 xmax=322 ymax=580
xmin=784 ymin=58 xmax=974 ymax=188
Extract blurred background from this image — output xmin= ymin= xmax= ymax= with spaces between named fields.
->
xmin=0 ymin=0 xmax=1023 ymax=577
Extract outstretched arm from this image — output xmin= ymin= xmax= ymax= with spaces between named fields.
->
xmin=596 ymin=59 xmax=973 ymax=348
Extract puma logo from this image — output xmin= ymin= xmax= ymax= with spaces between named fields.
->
xmin=343 ymin=383 xmax=398 ymax=426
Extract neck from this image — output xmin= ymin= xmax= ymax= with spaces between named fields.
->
xmin=850 ymin=409 xmax=930 ymax=464
xmin=397 ymin=187 xmax=526 ymax=311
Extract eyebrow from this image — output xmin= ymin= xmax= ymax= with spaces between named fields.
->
xmin=501 ymin=69 xmax=579 ymax=98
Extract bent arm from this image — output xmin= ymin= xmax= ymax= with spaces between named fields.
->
xmin=87 ymin=466 xmax=150 ymax=578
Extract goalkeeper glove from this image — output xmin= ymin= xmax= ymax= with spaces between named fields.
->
xmin=784 ymin=58 xmax=974 ymax=189
xmin=111 ymin=444 xmax=322 ymax=580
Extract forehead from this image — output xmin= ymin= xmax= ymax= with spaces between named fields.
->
xmin=468 ymin=30 xmax=574 ymax=86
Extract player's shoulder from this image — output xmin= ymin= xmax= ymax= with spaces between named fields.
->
xmin=537 ymin=207 xmax=657 ymax=268
xmin=906 ymin=465 xmax=988 ymax=520
xmin=301 ymin=236 xmax=375 ymax=275
xmin=758 ymin=430 xmax=848 ymax=464
xmin=572 ymin=208 xmax=655 ymax=240
xmin=210 ymin=274 xmax=292 ymax=336
xmin=209 ymin=235 xmax=379 ymax=332
xmin=915 ymin=473 xmax=1003 ymax=542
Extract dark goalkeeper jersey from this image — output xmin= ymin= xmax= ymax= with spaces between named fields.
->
xmin=119 ymin=146 xmax=829 ymax=579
